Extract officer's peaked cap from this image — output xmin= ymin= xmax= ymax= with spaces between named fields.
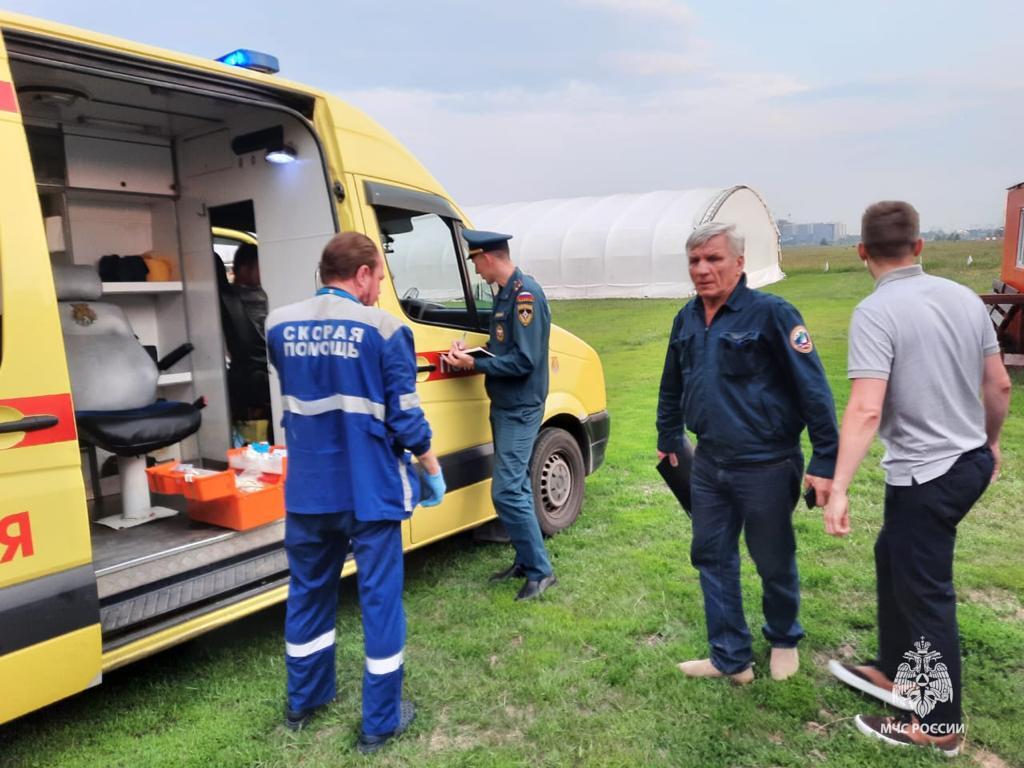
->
xmin=463 ymin=229 xmax=512 ymax=259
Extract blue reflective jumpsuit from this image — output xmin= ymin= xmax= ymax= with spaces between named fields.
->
xmin=266 ymin=287 xmax=432 ymax=735
xmin=474 ymin=268 xmax=553 ymax=580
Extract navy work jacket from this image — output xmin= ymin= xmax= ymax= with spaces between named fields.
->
xmin=475 ymin=267 xmax=550 ymax=410
xmin=656 ymin=275 xmax=838 ymax=478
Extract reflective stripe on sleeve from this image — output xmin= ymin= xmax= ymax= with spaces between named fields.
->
xmin=286 ymin=628 xmax=336 ymax=658
xmin=398 ymin=392 xmax=421 ymax=410
xmin=366 ymin=649 xmax=404 ymax=675
xmin=398 ymin=459 xmax=412 ymax=512
xmin=282 ymin=394 xmax=385 ymax=420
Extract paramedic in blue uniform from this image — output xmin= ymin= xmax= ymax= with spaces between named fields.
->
xmin=442 ymin=229 xmax=557 ymax=601
xmin=266 ymin=232 xmax=446 ymax=752
xmin=657 ymin=222 xmax=838 ymax=684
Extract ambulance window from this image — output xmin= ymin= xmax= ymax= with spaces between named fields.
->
xmin=377 ymin=207 xmax=482 ymax=329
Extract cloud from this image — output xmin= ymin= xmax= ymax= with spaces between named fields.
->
xmin=340 ymin=64 xmax=1016 ymax=231
xmin=570 ymin=0 xmax=693 ymax=26
xmin=609 ymin=49 xmax=703 ymax=77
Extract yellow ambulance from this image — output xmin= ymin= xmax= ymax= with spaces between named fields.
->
xmin=0 ymin=12 xmax=609 ymax=724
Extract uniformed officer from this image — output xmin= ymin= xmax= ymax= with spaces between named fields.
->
xmin=442 ymin=229 xmax=557 ymax=600
xmin=266 ymin=232 xmax=446 ymax=752
xmin=657 ymin=222 xmax=838 ymax=684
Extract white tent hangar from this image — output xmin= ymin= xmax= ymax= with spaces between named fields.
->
xmin=466 ymin=187 xmax=783 ymax=299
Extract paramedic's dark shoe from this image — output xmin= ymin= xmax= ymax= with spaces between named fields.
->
xmin=854 ymin=714 xmax=962 ymax=757
xmin=285 ymin=705 xmax=319 ymax=732
xmin=489 ymin=563 xmax=525 ymax=582
xmin=356 ymin=700 xmax=416 ymax=754
xmin=515 ymin=573 xmax=557 ymax=600
xmin=828 ymin=660 xmax=913 ymax=710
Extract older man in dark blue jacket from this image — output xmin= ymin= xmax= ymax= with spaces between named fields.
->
xmin=267 ymin=232 xmax=445 ymax=752
xmin=657 ymin=222 xmax=838 ymax=684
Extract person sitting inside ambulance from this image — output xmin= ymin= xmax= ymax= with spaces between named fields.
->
xmin=218 ymin=243 xmax=271 ymax=433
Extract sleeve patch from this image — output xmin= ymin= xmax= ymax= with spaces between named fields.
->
xmin=789 ymin=325 xmax=813 ymax=354
xmin=517 ymin=302 xmax=534 ymax=326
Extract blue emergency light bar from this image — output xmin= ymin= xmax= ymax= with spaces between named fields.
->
xmin=216 ymin=49 xmax=280 ymax=74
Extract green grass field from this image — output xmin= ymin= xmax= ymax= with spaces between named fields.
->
xmin=4 ymin=242 xmax=1022 ymax=768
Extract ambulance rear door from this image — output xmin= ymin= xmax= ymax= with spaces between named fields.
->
xmin=0 ymin=32 xmax=101 ymax=724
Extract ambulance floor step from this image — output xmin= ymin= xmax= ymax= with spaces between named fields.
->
xmin=100 ymin=548 xmax=289 ymax=633
xmin=93 ymin=514 xmax=285 ymax=599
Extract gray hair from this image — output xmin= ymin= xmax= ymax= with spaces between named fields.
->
xmin=685 ymin=222 xmax=745 ymax=258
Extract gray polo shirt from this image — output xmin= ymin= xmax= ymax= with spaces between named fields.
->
xmin=848 ymin=264 xmax=999 ymax=485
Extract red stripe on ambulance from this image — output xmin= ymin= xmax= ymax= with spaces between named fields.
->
xmin=0 ymin=81 xmax=18 ymax=113
xmin=419 ymin=351 xmax=483 ymax=383
xmin=0 ymin=393 xmax=77 ymax=448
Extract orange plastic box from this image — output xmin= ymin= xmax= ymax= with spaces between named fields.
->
xmin=146 ymin=461 xmax=184 ymax=495
xmin=186 ymin=474 xmax=284 ymax=531
xmin=181 ymin=469 xmax=236 ymax=502
xmin=146 ymin=462 xmax=236 ymax=500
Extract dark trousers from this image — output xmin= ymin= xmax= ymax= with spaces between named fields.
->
xmin=284 ymin=511 xmax=405 ymax=736
xmin=490 ymin=405 xmax=553 ymax=581
xmin=876 ymin=446 xmax=993 ymax=728
xmin=689 ymin=453 xmax=805 ymax=674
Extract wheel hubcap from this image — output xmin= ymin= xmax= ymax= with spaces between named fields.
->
xmin=541 ymin=452 xmax=572 ymax=511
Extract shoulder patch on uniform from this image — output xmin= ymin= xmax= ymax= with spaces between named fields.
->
xmin=517 ymin=291 xmax=534 ymax=303
xmin=517 ymin=301 xmax=534 ymax=327
xmin=789 ymin=325 xmax=813 ymax=354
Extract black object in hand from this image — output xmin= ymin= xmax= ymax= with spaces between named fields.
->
xmin=656 ymin=439 xmax=695 ymax=516
xmin=803 ymin=485 xmax=817 ymax=509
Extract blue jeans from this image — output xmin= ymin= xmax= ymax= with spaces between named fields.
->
xmin=689 ymin=452 xmax=805 ymax=674
xmin=490 ymin=405 xmax=553 ymax=581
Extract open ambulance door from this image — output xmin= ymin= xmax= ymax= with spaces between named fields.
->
xmin=0 ymin=36 xmax=101 ymax=724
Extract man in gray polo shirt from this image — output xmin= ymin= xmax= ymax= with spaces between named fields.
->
xmin=822 ymin=201 xmax=1012 ymax=756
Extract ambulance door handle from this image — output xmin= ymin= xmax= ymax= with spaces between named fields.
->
xmin=416 ymin=364 xmax=437 ymax=373
xmin=0 ymin=414 xmax=59 ymax=434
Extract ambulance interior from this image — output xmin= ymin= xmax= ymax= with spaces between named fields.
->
xmin=10 ymin=47 xmax=338 ymax=644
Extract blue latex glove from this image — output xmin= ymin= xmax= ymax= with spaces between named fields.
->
xmin=419 ymin=469 xmax=446 ymax=507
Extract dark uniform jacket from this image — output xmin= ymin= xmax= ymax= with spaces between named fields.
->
xmin=475 ymin=268 xmax=550 ymax=410
xmin=656 ymin=274 xmax=838 ymax=478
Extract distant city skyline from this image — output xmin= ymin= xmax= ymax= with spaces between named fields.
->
xmin=7 ymin=0 xmax=1022 ymax=232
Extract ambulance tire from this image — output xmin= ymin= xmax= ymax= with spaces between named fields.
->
xmin=530 ymin=427 xmax=585 ymax=536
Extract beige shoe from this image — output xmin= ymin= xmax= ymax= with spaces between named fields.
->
xmin=677 ymin=658 xmax=754 ymax=685
xmin=770 ymin=647 xmax=799 ymax=681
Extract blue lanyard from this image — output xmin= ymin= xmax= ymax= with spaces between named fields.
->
xmin=317 ymin=287 xmax=360 ymax=303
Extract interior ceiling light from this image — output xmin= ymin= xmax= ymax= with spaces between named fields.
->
xmin=231 ymin=125 xmax=297 ymax=164
xmin=16 ymin=85 xmax=89 ymax=107
xmin=265 ymin=146 xmax=297 ymax=164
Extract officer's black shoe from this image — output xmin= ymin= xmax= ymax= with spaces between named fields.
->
xmin=356 ymin=700 xmax=416 ymax=755
xmin=489 ymin=562 xmax=525 ymax=582
xmin=515 ymin=573 xmax=558 ymax=601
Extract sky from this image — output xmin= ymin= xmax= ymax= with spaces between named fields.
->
xmin=6 ymin=0 xmax=1023 ymax=231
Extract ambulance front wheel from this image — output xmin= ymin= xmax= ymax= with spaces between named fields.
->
xmin=530 ymin=427 xmax=585 ymax=536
